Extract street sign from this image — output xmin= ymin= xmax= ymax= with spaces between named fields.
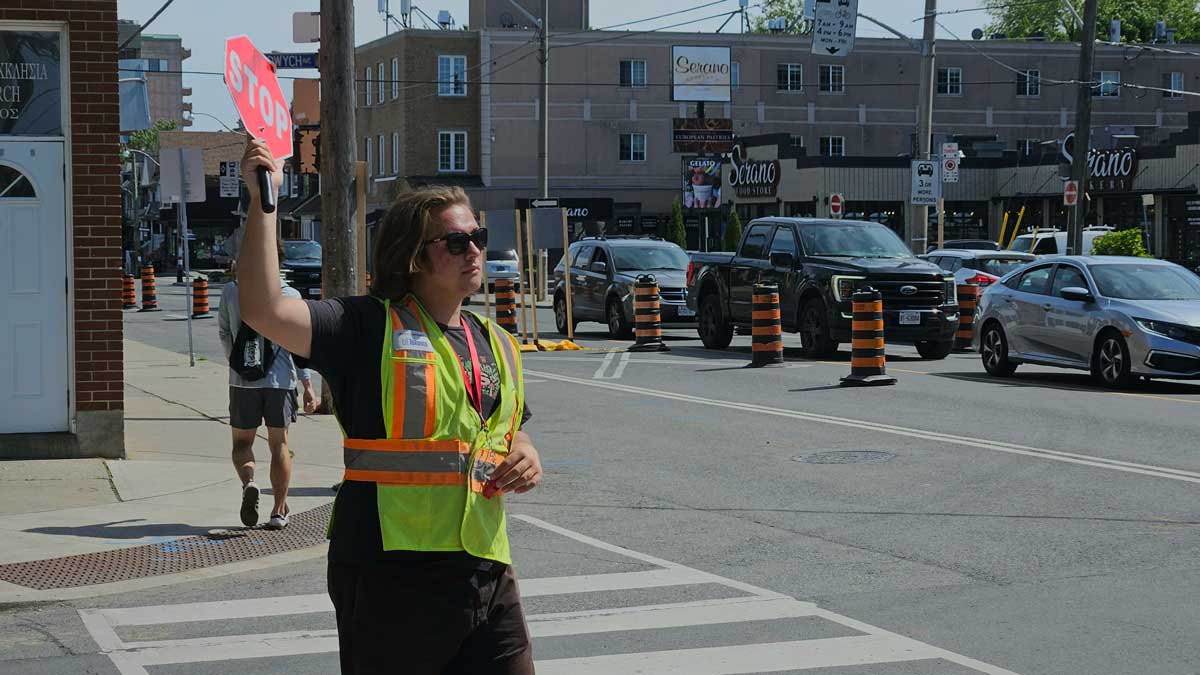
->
xmin=219 ymin=160 xmax=240 ymax=198
xmin=941 ymin=142 xmax=959 ymax=183
xmin=1064 ymin=180 xmax=1079 ymax=207
xmin=224 ymin=35 xmax=294 ymax=161
xmin=267 ymin=52 xmax=318 ymax=70
xmin=910 ymin=160 xmax=939 ymax=206
xmin=159 ymin=148 xmax=205 ymax=204
xmin=293 ymin=12 xmax=320 ymax=43
xmin=812 ymin=0 xmax=858 ymax=57
xmin=530 ymin=198 xmax=560 ymax=209
xmin=829 ymin=193 xmax=844 ymax=218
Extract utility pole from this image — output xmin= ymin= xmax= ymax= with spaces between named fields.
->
xmin=319 ymin=0 xmax=358 ymax=410
xmin=907 ymin=0 xmax=936 ymax=253
xmin=538 ymin=0 xmax=549 ymax=199
xmin=1069 ymin=0 xmax=1100 ymax=255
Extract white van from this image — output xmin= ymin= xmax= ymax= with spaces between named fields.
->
xmin=1009 ymin=226 xmax=1116 ymax=256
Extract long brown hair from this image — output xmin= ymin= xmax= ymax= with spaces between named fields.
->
xmin=370 ymin=186 xmax=472 ymax=298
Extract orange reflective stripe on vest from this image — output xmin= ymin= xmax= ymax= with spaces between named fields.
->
xmin=389 ymin=303 xmax=437 ymax=441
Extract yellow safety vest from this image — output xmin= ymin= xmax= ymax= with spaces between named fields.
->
xmin=338 ymin=295 xmax=524 ymax=564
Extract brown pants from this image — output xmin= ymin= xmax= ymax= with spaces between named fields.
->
xmin=328 ymin=560 xmax=535 ymax=674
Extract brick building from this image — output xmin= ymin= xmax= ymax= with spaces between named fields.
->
xmin=0 ymin=1 xmax=124 ymax=458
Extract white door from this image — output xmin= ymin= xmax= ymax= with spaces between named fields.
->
xmin=0 ymin=141 xmax=68 ymax=433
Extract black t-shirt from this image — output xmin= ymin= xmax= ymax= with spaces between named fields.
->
xmin=298 ymin=295 xmax=530 ymax=566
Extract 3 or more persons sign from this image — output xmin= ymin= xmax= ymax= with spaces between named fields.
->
xmin=224 ymin=35 xmax=293 ymax=161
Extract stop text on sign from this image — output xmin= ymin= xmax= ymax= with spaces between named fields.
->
xmin=224 ymin=36 xmax=293 ymax=160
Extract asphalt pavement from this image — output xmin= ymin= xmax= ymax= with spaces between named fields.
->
xmin=2 ymin=284 xmax=1198 ymax=674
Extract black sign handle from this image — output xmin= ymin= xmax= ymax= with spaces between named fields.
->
xmin=258 ymin=167 xmax=276 ymax=214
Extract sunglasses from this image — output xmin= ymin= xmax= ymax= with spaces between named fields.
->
xmin=422 ymin=227 xmax=488 ymax=255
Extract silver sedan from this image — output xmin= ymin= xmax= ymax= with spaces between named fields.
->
xmin=975 ymin=256 xmax=1200 ymax=388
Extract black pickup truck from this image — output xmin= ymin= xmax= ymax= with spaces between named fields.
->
xmin=686 ymin=217 xmax=960 ymax=359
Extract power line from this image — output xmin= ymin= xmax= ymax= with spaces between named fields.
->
xmin=551 ymin=8 xmax=760 ymax=51
xmin=935 ymin=19 xmax=1088 ymax=86
xmin=557 ymin=0 xmax=737 ymax=38
xmin=918 ymin=0 xmax=1060 ymax=21
xmin=118 ymin=0 xmax=179 ymax=50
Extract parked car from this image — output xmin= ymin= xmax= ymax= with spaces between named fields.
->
xmin=926 ymin=239 xmax=1000 ymax=253
xmin=976 ymin=256 xmax=1200 ymax=388
xmin=552 ymin=236 xmax=694 ymax=338
xmin=1009 ymin=226 xmax=1115 ymax=256
xmin=281 ymin=240 xmax=323 ymax=298
xmin=484 ymin=248 xmax=521 ymax=292
xmin=687 ymin=218 xmax=960 ymax=359
xmin=923 ymin=249 xmax=1036 ymax=288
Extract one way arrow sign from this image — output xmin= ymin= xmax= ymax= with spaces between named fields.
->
xmin=530 ymin=198 xmax=560 ymax=209
xmin=812 ymin=0 xmax=858 ymax=58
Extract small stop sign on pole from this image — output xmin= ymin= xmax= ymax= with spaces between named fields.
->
xmin=225 ymin=35 xmax=293 ymax=213
xmin=1063 ymin=180 xmax=1079 ymax=207
xmin=829 ymin=193 xmax=844 ymax=218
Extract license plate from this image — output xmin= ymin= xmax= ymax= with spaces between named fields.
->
xmin=308 ymin=288 xmax=322 ymax=297
xmin=678 ymin=306 xmax=695 ymax=317
xmin=899 ymin=311 xmax=922 ymax=325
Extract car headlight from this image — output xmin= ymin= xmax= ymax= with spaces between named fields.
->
xmin=944 ymin=278 xmax=958 ymax=305
xmin=831 ymin=275 xmax=866 ymax=302
xmin=1135 ymin=318 xmax=1197 ymax=341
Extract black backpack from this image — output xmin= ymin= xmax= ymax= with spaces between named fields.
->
xmin=230 ymin=322 xmax=279 ymax=381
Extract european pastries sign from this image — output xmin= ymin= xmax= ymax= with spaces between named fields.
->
xmin=0 ymin=31 xmax=61 ymax=136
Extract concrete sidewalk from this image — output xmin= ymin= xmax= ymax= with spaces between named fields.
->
xmin=0 ymin=339 xmax=343 ymax=602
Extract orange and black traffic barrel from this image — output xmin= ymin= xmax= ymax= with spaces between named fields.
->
xmin=122 ymin=274 xmax=137 ymax=310
xmin=495 ymin=278 xmax=518 ymax=335
xmin=192 ymin=276 xmax=212 ymax=319
xmin=749 ymin=282 xmax=784 ymax=367
xmin=629 ymin=274 xmax=668 ymax=352
xmin=954 ymin=283 xmax=979 ymax=351
xmin=138 ymin=266 xmax=160 ymax=312
xmin=840 ymin=287 xmax=896 ymax=386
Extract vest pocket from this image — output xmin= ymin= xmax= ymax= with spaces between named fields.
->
xmin=376 ymin=485 xmax=467 ymax=551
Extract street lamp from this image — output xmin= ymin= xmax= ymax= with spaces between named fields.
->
xmin=183 ymin=110 xmax=240 ymax=133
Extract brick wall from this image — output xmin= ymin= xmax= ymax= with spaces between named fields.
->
xmin=2 ymin=1 xmax=124 ymax=415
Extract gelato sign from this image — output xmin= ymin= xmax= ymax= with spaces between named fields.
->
xmin=0 ymin=31 xmax=61 ymax=136
xmin=683 ymin=156 xmax=723 ymax=209
xmin=728 ymin=144 xmax=780 ymax=198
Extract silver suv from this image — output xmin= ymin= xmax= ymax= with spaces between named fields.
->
xmin=552 ymin=237 xmax=694 ymax=338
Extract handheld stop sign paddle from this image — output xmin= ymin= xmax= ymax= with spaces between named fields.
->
xmin=223 ymin=35 xmax=293 ymax=214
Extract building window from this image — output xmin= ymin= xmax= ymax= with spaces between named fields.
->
xmin=1164 ymin=71 xmax=1184 ymax=98
xmin=377 ymin=134 xmax=385 ymax=175
xmin=365 ymin=137 xmax=373 ymax=176
xmin=731 ymin=61 xmax=740 ymax=90
xmin=392 ymin=131 xmax=400 ymax=174
xmin=438 ymin=55 xmax=467 ymax=96
xmin=619 ymin=133 xmax=646 ymax=162
xmin=377 ymin=63 xmax=385 ymax=103
xmin=790 ymin=135 xmax=804 ymax=150
xmin=936 ymin=67 xmax=962 ymax=95
xmin=1017 ymin=69 xmax=1040 ymax=96
xmin=1093 ymin=70 xmax=1120 ymax=97
xmin=364 ymin=66 xmax=372 ymax=107
xmin=820 ymin=136 xmax=845 ymax=157
xmin=392 ymin=57 xmax=400 ymax=99
xmin=438 ymin=131 xmax=467 ymax=172
xmin=619 ymin=59 xmax=647 ymax=88
xmin=819 ymin=64 xmax=844 ymax=94
xmin=777 ymin=63 xmax=803 ymax=92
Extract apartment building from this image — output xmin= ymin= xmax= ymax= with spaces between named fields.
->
xmin=117 ymin=20 xmax=192 ymax=127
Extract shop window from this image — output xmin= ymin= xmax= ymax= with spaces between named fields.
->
xmin=0 ymin=166 xmax=36 ymax=198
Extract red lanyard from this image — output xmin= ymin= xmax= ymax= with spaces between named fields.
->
xmin=458 ymin=315 xmax=484 ymax=420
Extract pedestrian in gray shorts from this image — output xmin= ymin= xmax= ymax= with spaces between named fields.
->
xmin=218 ymin=239 xmax=316 ymax=530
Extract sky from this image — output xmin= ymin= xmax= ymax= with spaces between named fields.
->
xmin=117 ymin=0 xmax=993 ymax=132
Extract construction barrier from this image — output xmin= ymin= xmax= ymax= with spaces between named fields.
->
xmin=629 ymin=274 xmax=668 ymax=352
xmin=122 ymin=274 xmax=137 ymax=310
xmin=840 ymin=287 xmax=896 ymax=387
xmin=192 ymin=277 xmax=212 ymax=319
xmin=750 ymin=282 xmax=784 ymax=367
xmin=494 ymin=278 xmax=518 ymax=335
xmin=138 ymin=266 xmax=160 ymax=312
xmin=954 ymin=283 xmax=979 ymax=352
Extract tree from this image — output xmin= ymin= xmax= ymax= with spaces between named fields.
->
xmin=1090 ymin=228 xmax=1151 ymax=256
xmin=127 ymin=119 xmax=179 ymax=155
xmin=669 ymin=198 xmax=688 ymax=249
xmin=748 ymin=0 xmax=808 ymax=34
xmin=724 ymin=209 xmax=744 ymax=251
xmin=986 ymin=0 xmax=1200 ymax=44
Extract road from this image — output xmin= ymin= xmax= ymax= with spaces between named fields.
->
xmin=4 ymin=286 xmax=1199 ymax=674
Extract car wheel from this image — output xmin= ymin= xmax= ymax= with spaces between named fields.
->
xmin=697 ymin=294 xmax=734 ymax=350
xmin=606 ymin=297 xmax=633 ymax=339
xmin=915 ymin=340 xmax=954 ymax=360
xmin=980 ymin=323 xmax=1017 ymax=376
xmin=554 ymin=293 xmax=575 ymax=336
xmin=798 ymin=298 xmax=838 ymax=358
xmin=1093 ymin=332 xmax=1138 ymax=389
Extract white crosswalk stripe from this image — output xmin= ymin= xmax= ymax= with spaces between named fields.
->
xmin=79 ymin=515 xmax=1020 ymax=675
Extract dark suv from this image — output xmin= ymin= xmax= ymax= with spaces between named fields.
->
xmin=552 ymin=237 xmax=695 ymax=338
xmin=282 ymin=240 xmax=323 ymax=298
